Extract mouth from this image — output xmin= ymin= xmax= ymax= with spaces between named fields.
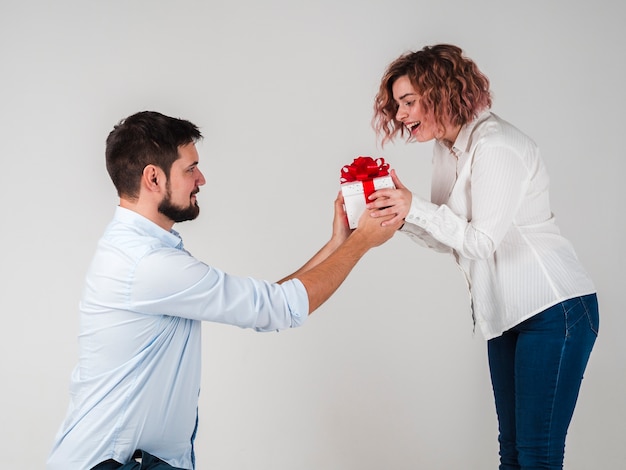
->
xmin=406 ymin=121 xmax=421 ymax=134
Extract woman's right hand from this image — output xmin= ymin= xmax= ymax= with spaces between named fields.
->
xmin=366 ymin=169 xmax=413 ymax=228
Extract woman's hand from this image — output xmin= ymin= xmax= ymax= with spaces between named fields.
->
xmin=366 ymin=169 xmax=412 ymax=227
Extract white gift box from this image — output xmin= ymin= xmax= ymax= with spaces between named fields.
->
xmin=340 ymin=175 xmax=395 ymax=229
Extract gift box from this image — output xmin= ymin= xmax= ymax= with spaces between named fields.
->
xmin=340 ymin=156 xmax=395 ymax=229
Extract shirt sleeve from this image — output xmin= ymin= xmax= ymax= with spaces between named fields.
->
xmin=399 ymin=222 xmax=453 ymax=254
xmin=404 ymin=143 xmax=530 ymax=260
xmin=129 ymin=248 xmax=309 ymax=332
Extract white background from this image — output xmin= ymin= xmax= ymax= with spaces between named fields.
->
xmin=1 ymin=1 xmax=624 ymax=468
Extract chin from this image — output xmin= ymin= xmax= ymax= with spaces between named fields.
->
xmin=416 ymin=133 xmax=435 ymax=143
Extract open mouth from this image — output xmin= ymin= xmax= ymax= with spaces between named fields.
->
xmin=406 ymin=121 xmax=421 ymax=133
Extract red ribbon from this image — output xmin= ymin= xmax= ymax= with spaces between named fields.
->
xmin=340 ymin=156 xmax=389 ymax=183
xmin=340 ymin=156 xmax=390 ymax=199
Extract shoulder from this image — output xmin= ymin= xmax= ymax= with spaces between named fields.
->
xmin=98 ymin=212 xmax=182 ymax=264
xmin=476 ymin=113 xmax=534 ymax=142
xmin=470 ymin=112 xmax=539 ymax=156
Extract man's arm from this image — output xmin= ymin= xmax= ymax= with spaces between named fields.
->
xmin=280 ymin=193 xmax=401 ymax=314
xmin=278 ymin=193 xmax=351 ymax=282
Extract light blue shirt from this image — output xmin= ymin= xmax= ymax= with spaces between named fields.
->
xmin=47 ymin=207 xmax=309 ymax=470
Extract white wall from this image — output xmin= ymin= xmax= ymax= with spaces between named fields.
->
xmin=1 ymin=1 xmax=623 ymax=468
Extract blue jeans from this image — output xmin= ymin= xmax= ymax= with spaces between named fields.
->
xmin=487 ymin=294 xmax=599 ymax=470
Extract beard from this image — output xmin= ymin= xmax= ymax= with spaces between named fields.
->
xmin=158 ymin=188 xmax=200 ymax=223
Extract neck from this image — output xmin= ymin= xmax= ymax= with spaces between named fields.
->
xmin=443 ymin=124 xmax=461 ymax=146
xmin=119 ymin=198 xmax=174 ymax=231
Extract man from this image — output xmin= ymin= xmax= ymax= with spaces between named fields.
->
xmin=47 ymin=111 xmax=400 ymax=470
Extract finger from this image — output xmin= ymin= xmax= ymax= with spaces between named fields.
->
xmin=334 ymin=190 xmax=344 ymax=204
xmin=390 ymin=169 xmax=406 ymax=190
xmin=380 ymin=213 xmax=404 ymax=228
xmin=370 ymin=203 xmax=397 ymax=218
xmin=367 ymin=188 xmax=395 ymax=204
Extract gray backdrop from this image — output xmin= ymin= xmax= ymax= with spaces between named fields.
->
xmin=1 ymin=0 xmax=623 ymax=468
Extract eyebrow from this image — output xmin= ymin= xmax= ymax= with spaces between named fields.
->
xmin=397 ymin=92 xmax=417 ymax=101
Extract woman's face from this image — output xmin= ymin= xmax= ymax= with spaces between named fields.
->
xmin=392 ymin=75 xmax=440 ymax=143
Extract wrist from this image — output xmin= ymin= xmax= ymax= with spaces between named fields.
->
xmin=326 ymin=236 xmax=343 ymax=253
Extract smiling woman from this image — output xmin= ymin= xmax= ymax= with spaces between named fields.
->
xmin=390 ymin=75 xmax=463 ymax=145
xmin=373 ymin=44 xmax=492 ymax=148
xmin=368 ymin=43 xmax=598 ymax=470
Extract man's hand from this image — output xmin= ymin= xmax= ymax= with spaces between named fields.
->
xmin=331 ymin=191 xmax=352 ymax=245
xmin=352 ymin=202 xmax=403 ymax=248
xmin=282 ymin=190 xmax=401 ymax=315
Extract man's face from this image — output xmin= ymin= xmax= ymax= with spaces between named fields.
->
xmin=158 ymin=143 xmax=206 ymax=223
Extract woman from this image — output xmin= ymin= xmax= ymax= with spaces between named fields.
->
xmin=368 ymin=44 xmax=598 ymax=469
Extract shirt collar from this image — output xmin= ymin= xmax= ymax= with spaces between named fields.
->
xmin=449 ymin=110 xmax=492 ymax=157
xmin=114 ymin=206 xmax=184 ymax=250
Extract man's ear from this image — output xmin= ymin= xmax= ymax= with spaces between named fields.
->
xmin=143 ymin=165 xmax=162 ymax=192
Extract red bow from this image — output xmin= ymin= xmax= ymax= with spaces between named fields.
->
xmin=340 ymin=156 xmax=389 ymax=183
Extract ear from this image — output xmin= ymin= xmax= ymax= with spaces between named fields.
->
xmin=142 ymin=165 xmax=162 ymax=193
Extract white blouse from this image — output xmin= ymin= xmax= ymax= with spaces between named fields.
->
xmin=400 ymin=111 xmax=595 ymax=340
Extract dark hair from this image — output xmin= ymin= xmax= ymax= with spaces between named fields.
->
xmin=105 ymin=111 xmax=203 ymax=199
xmin=373 ymin=44 xmax=492 ymax=146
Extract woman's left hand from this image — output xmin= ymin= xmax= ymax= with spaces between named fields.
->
xmin=366 ymin=169 xmax=413 ymax=227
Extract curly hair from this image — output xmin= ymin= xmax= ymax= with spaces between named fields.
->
xmin=372 ymin=44 xmax=492 ymax=146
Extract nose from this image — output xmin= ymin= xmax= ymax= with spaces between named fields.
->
xmin=197 ymin=168 xmax=206 ymax=186
xmin=395 ymin=106 xmax=407 ymax=122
